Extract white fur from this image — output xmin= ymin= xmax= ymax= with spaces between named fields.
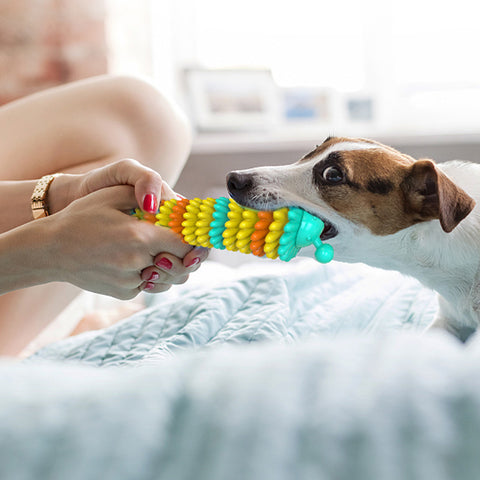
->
xmin=317 ymin=141 xmax=379 ymax=158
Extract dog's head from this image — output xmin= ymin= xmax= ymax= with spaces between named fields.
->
xmin=227 ymin=136 xmax=475 ymax=247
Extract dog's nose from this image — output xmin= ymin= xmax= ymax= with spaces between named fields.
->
xmin=226 ymin=172 xmax=254 ymax=195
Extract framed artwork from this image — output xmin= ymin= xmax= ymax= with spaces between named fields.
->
xmin=345 ymin=96 xmax=375 ymax=123
xmin=282 ymin=88 xmax=332 ymax=124
xmin=184 ymin=68 xmax=279 ymax=131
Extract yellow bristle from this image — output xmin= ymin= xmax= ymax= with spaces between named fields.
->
xmin=222 ymin=200 xmax=243 ymax=251
xmin=236 ymin=237 xmax=251 ymax=249
xmin=155 ymin=199 xmax=177 ymax=226
xmin=223 ymin=235 xmax=238 ymax=251
xmin=195 ymin=199 xmax=215 ymax=247
xmin=234 ymin=209 xmax=258 ymax=253
xmin=196 ymin=234 xmax=211 ymax=245
xmin=262 ymin=207 xmax=288 ymax=259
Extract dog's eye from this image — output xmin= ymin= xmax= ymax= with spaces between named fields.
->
xmin=323 ymin=166 xmax=344 ymax=184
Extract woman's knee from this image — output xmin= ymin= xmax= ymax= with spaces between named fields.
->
xmin=98 ymin=75 xmax=192 ymax=185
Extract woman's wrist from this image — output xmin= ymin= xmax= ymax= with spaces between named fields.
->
xmin=0 ymin=218 xmax=59 ymax=294
xmin=47 ymin=173 xmax=80 ymax=214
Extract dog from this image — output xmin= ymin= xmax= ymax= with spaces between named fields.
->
xmin=226 ymin=136 xmax=480 ymax=341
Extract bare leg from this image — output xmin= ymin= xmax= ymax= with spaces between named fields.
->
xmin=0 ymin=75 xmax=192 ymax=356
xmin=0 ymin=75 xmax=191 ymax=181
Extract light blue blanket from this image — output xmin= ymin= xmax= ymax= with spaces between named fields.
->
xmin=30 ymin=260 xmax=437 ymax=366
xmin=2 ymin=260 xmax=479 ymax=479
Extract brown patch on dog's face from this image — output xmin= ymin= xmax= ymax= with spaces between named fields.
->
xmin=312 ymin=147 xmax=418 ymax=235
xmin=310 ymin=141 xmax=475 ymax=235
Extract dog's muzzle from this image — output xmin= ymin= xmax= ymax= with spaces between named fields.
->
xmin=226 ymin=172 xmax=254 ymax=204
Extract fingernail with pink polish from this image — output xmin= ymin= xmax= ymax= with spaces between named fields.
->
xmin=144 ymin=282 xmax=155 ymax=291
xmin=186 ymin=257 xmax=200 ymax=268
xmin=156 ymin=257 xmax=172 ymax=270
xmin=143 ymin=194 xmax=157 ymax=213
xmin=148 ymin=271 xmax=159 ymax=281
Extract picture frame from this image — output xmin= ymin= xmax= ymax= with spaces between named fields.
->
xmin=344 ymin=95 xmax=375 ymax=123
xmin=281 ymin=87 xmax=333 ymax=125
xmin=184 ymin=68 xmax=280 ymax=132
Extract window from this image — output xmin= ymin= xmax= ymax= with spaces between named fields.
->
xmin=106 ymin=0 xmax=480 ymax=138
xmin=191 ymin=0 xmax=367 ymax=92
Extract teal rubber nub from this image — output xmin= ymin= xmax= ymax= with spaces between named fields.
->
xmin=278 ymin=207 xmax=334 ymax=263
xmin=314 ymin=241 xmax=335 ymax=264
xmin=209 ymin=197 xmax=229 ymax=250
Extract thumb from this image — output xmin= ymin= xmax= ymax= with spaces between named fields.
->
xmin=81 ymin=159 xmax=163 ymax=213
xmin=161 ymin=181 xmax=178 ymax=201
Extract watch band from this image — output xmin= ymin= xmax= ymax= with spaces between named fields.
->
xmin=31 ymin=173 xmax=62 ymax=220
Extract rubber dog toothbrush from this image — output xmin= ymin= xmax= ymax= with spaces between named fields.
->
xmin=133 ymin=197 xmax=334 ymax=263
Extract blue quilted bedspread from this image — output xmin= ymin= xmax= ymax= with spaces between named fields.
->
xmin=2 ymin=260 xmax=479 ymax=479
xmin=29 ymin=260 xmax=437 ymax=366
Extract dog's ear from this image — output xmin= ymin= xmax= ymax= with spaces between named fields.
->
xmin=401 ymin=159 xmax=476 ymax=232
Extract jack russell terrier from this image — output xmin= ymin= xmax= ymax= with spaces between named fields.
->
xmin=227 ymin=136 xmax=480 ymax=341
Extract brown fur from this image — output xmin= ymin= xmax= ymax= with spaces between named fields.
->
xmin=312 ymin=140 xmax=475 ymax=235
xmin=300 ymin=136 xmax=413 ymax=164
xmin=401 ymin=159 xmax=476 ymax=233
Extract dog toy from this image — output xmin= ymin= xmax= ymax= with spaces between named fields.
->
xmin=133 ymin=197 xmax=334 ymax=263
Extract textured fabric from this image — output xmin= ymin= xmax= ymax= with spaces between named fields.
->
xmin=4 ymin=260 xmax=476 ymax=479
xmin=3 ymin=334 xmax=480 ymax=480
xmin=29 ymin=260 xmax=437 ymax=366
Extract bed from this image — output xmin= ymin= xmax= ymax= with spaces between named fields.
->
xmin=2 ymin=258 xmax=480 ymax=479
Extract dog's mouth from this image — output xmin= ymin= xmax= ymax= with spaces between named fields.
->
xmin=319 ymin=219 xmax=338 ymax=240
xmin=302 ymin=209 xmax=338 ymax=240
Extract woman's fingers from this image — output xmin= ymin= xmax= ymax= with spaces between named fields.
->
xmin=76 ymin=158 xmax=186 ymax=217
xmin=79 ymin=158 xmax=163 ymax=213
xmin=140 ymin=282 xmax=172 ymax=294
xmin=140 ymin=266 xmax=189 ymax=286
xmin=81 ymin=184 xmax=139 ymax=211
xmin=141 ymin=253 xmax=190 ymax=284
xmin=161 ymin=181 xmax=177 ymax=201
xmin=182 ymin=247 xmax=210 ymax=270
xmin=139 ymin=248 xmax=210 ymax=294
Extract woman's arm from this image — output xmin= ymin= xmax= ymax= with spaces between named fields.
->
xmin=0 ymin=161 xmax=208 ymax=297
xmin=0 ymin=180 xmax=43 ymax=233
xmin=0 ymin=218 xmax=57 ymax=293
xmin=0 ymin=185 xmax=199 ymax=298
xmin=0 ymin=158 xmax=174 ymax=234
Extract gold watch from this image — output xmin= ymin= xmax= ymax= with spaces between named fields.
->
xmin=31 ymin=173 xmax=63 ymax=219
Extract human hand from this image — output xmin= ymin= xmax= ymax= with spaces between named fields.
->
xmin=139 ymin=247 xmax=209 ymax=293
xmin=49 ymin=158 xmax=177 ymax=215
xmin=45 ymin=185 xmax=207 ymax=299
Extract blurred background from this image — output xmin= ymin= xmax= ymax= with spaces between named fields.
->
xmin=1 ymin=0 xmax=480 ymax=199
